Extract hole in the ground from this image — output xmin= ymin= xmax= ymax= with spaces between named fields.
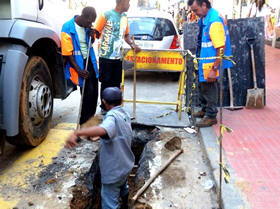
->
xmin=70 ymin=124 xmax=160 ymax=209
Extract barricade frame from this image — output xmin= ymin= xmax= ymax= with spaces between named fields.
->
xmin=121 ymin=48 xmax=187 ymax=120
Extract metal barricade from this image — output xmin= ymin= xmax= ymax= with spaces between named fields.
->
xmin=121 ymin=49 xmax=186 ymax=120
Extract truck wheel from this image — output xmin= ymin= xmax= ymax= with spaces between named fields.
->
xmin=7 ymin=56 xmax=53 ymax=147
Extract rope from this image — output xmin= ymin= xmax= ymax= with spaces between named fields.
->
xmin=184 ymin=50 xmax=235 ymax=118
xmin=183 ymin=49 xmax=236 ymax=191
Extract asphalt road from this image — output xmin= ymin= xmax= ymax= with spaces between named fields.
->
xmin=51 ymin=71 xmax=184 ymax=128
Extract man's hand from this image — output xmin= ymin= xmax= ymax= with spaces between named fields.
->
xmin=94 ymin=29 xmax=101 ymax=39
xmin=207 ymin=69 xmax=217 ymax=83
xmin=90 ymin=28 xmax=100 ymax=39
xmin=125 ymin=34 xmax=141 ymax=53
xmin=68 ymin=56 xmax=90 ymax=79
xmin=89 ymin=28 xmax=101 ymax=43
xmin=130 ymin=41 xmax=141 ymax=53
xmin=77 ymin=68 xmax=90 ymax=79
xmin=134 ymin=44 xmax=141 ymax=53
xmin=89 ymin=28 xmax=95 ymax=43
xmin=65 ymin=131 xmax=79 ymax=149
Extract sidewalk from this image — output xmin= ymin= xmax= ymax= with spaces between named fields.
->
xmin=213 ymin=45 xmax=280 ymax=209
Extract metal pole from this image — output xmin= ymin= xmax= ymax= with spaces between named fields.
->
xmin=239 ymin=0 xmax=242 ymax=18
xmin=76 ymin=36 xmax=92 ymax=129
xmin=219 ymin=48 xmax=224 ymax=209
xmin=132 ymin=36 xmax=137 ymax=119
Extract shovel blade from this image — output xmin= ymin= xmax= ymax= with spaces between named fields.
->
xmin=246 ymin=88 xmax=264 ymax=109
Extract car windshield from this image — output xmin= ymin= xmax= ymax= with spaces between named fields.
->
xmin=128 ymin=17 xmax=176 ymax=40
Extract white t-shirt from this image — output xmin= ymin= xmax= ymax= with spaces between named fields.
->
xmin=74 ymin=22 xmax=88 ymax=59
xmin=249 ymin=3 xmax=270 ymax=17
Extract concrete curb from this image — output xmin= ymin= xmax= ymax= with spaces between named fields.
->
xmin=199 ymin=127 xmax=252 ymax=209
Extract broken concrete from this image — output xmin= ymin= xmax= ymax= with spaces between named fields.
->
xmin=132 ymin=127 xmax=219 ymax=209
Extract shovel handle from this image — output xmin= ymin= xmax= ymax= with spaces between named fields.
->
xmin=249 ymin=44 xmax=258 ymax=89
xmin=76 ymin=36 xmax=92 ymax=129
xmin=132 ymin=149 xmax=183 ymax=204
xmin=132 ymin=35 xmax=136 ymax=119
xmin=227 ymin=68 xmax=234 ymax=107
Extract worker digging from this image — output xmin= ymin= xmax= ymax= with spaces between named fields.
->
xmin=0 ymin=0 xmax=277 ymax=209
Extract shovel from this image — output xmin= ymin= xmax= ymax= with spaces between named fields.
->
xmin=246 ymin=37 xmax=264 ymax=109
xmin=224 ymin=68 xmax=243 ymax=110
xmin=76 ymin=36 xmax=92 ymax=129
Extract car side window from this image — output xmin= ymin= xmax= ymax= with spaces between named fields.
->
xmin=163 ymin=19 xmax=176 ymax=36
xmin=128 ymin=16 xmax=177 ymax=40
xmin=154 ymin=20 xmax=162 ymax=39
xmin=154 ymin=18 xmax=176 ymax=38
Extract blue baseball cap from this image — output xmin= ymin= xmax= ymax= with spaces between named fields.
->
xmin=102 ymin=87 xmax=122 ymax=103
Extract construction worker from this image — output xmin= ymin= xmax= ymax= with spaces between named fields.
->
xmin=61 ymin=7 xmax=99 ymax=125
xmin=94 ymin=0 xmax=141 ymax=115
xmin=66 ymin=87 xmax=135 ymax=209
xmin=187 ymin=0 xmax=233 ymax=127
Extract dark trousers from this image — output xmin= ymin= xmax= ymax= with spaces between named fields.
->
xmin=99 ymin=57 xmax=122 ymax=110
xmin=198 ymin=81 xmax=218 ymax=119
xmin=79 ymin=59 xmax=98 ymax=125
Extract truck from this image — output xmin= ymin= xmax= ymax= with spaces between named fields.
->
xmin=0 ymin=0 xmax=75 ymax=147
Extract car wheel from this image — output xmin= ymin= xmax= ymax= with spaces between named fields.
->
xmin=7 ymin=56 xmax=53 ymax=147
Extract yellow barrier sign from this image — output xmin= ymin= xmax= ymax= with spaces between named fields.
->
xmin=122 ymin=49 xmax=186 ymax=120
xmin=124 ymin=49 xmax=184 ymax=72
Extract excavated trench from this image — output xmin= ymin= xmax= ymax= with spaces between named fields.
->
xmin=69 ymin=124 xmax=161 ymax=209
xmin=69 ymin=124 xmax=219 ymax=209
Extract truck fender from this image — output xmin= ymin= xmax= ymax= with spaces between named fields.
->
xmin=2 ymin=48 xmax=28 ymax=136
xmin=9 ymin=19 xmax=60 ymax=48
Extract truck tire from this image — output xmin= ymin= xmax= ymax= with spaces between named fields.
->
xmin=7 ymin=56 xmax=53 ymax=147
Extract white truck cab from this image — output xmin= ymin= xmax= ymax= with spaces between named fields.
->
xmin=0 ymin=0 xmax=74 ymax=147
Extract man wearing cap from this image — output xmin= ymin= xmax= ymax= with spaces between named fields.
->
xmin=66 ymin=87 xmax=134 ymax=209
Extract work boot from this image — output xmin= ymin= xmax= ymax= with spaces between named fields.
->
xmin=120 ymin=194 xmax=129 ymax=209
xmin=193 ymin=110 xmax=205 ymax=118
xmin=196 ymin=116 xmax=217 ymax=127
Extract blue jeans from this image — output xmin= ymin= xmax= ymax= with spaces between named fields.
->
xmin=101 ymin=177 xmax=129 ymax=209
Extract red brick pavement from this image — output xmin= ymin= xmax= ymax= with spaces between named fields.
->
xmin=214 ymin=45 xmax=280 ymax=209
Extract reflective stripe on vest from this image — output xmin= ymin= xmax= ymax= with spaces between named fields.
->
xmin=73 ymin=51 xmax=82 ymax=56
xmin=201 ymin=41 xmax=213 ymax=48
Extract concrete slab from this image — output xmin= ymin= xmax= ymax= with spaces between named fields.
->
xmin=134 ymin=127 xmax=219 ymax=208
